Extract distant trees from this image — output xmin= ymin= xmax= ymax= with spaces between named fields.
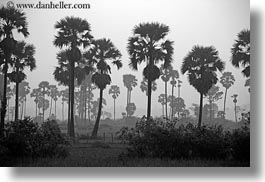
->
xmin=123 ymin=74 xmax=137 ymax=116
xmin=169 ymin=68 xmax=179 ymax=119
xmin=30 ymin=88 xmax=42 ymax=118
xmin=84 ymin=38 xmax=122 ymax=138
xmin=127 ymin=22 xmax=174 ymax=119
xmin=38 ymin=81 xmax=50 ymax=121
xmin=0 ymin=7 xmax=29 ymax=134
xmin=158 ymin=94 xmax=167 ymax=117
xmin=181 ymin=45 xmax=224 ymax=127
xmin=220 ymin=72 xmax=235 ymax=118
xmin=109 ymin=85 xmax=120 ymax=121
xmin=54 ymin=16 xmax=93 ymax=138
xmin=231 ymin=94 xmax=238 ymax=123
xmin=206 ymin=85 xmax=223 ymax=121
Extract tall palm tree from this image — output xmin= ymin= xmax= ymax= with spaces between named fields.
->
xmin=38 ymin=81 xmax=49 ymax=121
xmin=109 ymin=85 xmax=120 ymax=121
xmin=30 ymin=88 xmax=42 ymax=118
xmin=123 ymin=74 xmax=137 ymax=116
xmin=140 ymin=78 xmax=157 ymax=96
xmin=169 ymin=69 xmax=179 ymax=120
xmin=7 ymin=41 xmax=36 ymax=121
xmin=220 ymin=72 xmax=235 ymax=117
xmin=160 ymin=65 xmax=172 ymax=119
xmin=158 ymin=94 xmax=166 ymax=117
xmin=84 ymin=38 xmax=122 ymax=138
xmin=0 ymin=7 xmax=29 ymax=134
xmin=127 ymin=22 xmax=174 ymax=119
xmin=181 ymin=45 xmax=224 ymax=127
xmin=231 ymin=94 xmax=238 ymax=123
xmin=54 ymin=16 xmax=93 ymax=138
xmin=231 ymin=29 xmax=250 ymax=77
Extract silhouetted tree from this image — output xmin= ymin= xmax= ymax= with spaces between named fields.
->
xmin=140 ymin=78 xmax=157 ymax=96
xmin=54 ymin=16 xmax=93 ymax=139
xmin=38 ymin=81 xmax=49 ymax=121
xmin=158 ymin=94 xmax=166 ymax=117
xmin=220 ymin=72 xmax=235 ymax=118
xmin=231 ymin=94 xmax=238 ymax=123
xmin=169 ymin=68 xmax=179 ymax=119
xmin=231 ymin=29 xmax=250 ymax=77
xmin=127 ymin=22 xmax=174 ymax=119
xmin=181 ymin=45 xmax=224 ymax=127
xmin=109 ymin=85 xmax=120 ymax=121
xmin=8 ymin=41 xmax=36 ymax=121
xmin=123 ymin=74 xmax=137 ymax=116
xmin=206 ymin=85 xmax=223 ymax=121
xmin=30 ymin=88 xmax=42 ymax=119
xmin=84 ymin=38 xmax=122 ymax=138
xmin=0 ymin=7 xmax=29 ymax=134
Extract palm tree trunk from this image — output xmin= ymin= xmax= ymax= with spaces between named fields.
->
xmin=147 ymin=78 xmax=152 ymax=120
xmin=113 ymin=98 xmax=116 ymax=121
xmin=126 ymin=88 xmax=129 ymax=117
xmin=162 ymin=104 xmax=164 ymax=117
xmin=49 ymin=96 xmax=53 ymax=118
xmin=43 ymin=92 xmax=45 ymax=122
xmin=198 ymin=93 xmax=204 ymax=128
xmin=15 ymin=78 xmax=19 ymax=121
xmin=0 ymin=63 xmax=8 ymax=136
xmin=171 ymin=84 xmax=174 ymax=120
xmin=21 ymin=100 xmax=24 ymax=120
xmin=7 ymin=99 xmax=9 ymax=121
xmin=234 ymin=103 xmax=237 ymax=123
xmin=223 ymin=88 xmax=228 ymax=118
xmin=55 ymin=100 xmax=57 ymax=120
xmin=92 ymin=88 xmax=103 ymax=138
xmin=84 ymin=87 xmax=87 ymax=124
xmin=62 ymin=101 xmax=64 ymax=122
xmin=69 ymin=58 xmax=75 ymax=139
xmin=165 ymin=82 xmax=168 ymax=119
xmin=35 ymin=102 xmax=38 ymax=119
xmin=24 ymin=97 xmax=27 ymax=117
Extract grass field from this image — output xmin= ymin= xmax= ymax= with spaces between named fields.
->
xmin=13 ymin=142 xmax=249 ymax=167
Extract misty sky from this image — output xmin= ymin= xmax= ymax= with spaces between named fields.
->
xmin=1 ymin=0 xmax=250 ymax=120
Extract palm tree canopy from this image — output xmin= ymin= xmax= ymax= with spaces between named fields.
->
xmin=220 ymin=71 xmax=235 ymax=89
xmin=53 ymin=16 xmax=93 ymax=48
xmin=181 ymin=45 xmax=224 ymax=95
xmin=123 ymin=74 xmax=137 ymax=91
xmin=207 ymin=85 xmax=223 ymax=102
xmin=231 ymin=29 xmax=250 ymax=77
xmin=160 ymin=64 xmax=172 ymax=82
xmin=84 ymin=38 xmax=122 ymax=90
xmin=127 ymin=22 xmax=174 ymax=73
xmin=0 ymin=7 xmax=29 ymax=38
xmin=109 ymin=85 xmax=120 ymax=99
xmin=158 ymin=93 xmax=167 ymax=105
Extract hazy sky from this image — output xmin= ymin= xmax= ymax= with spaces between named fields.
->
xmin=1 ymin=0 xmax=250 ymax=120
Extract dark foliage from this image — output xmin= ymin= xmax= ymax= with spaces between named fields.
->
xmin=118 ymin=117 xmax=250 ymax=162
xmin=0 ymin=118 xmax=71 ymax=165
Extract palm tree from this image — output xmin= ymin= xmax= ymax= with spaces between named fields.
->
xmin=0 ymin=7 xmax=29 ymax=134
xmin=84 ymin=38 xmax=122 ymax=138
xmin=158 ymin=94 xmax=166 ymax=117
xmin=6 ymin=86 xmax=13 ymax=121
xmin=160 ymin=65 xmax=172 ymax=119
xmin=48 ymin=85 xmax=60 ymax=119
xmin=169 ymin=69 xmax=179 ymax=120
xmin=54 ymin=16 xmax=93 ymax=138
xmin=123 ymin=74 xmax=137 ymax=116
xmin=140 ymin=78 xmax=157 ymax=96
xmin=7 ymin=41 xmax=36 ymax=121
xmin=109 ymin=85 xmax=120 ymax=121
xmin=127 ymin=22 xmax=174 ymax=119
xmin=220 ymin=72 xmax=235 ymax=117
xmin=38 ymin=81 xmax=49 ymax=121
xmin=231 ymin=94 xmax=238 ymax=123
xmin=181 ymin=45 xmax=224 ymax=127
xmin=231 ymin=29 xmax=250 ymax=77
xmin=126 ymin=103 xmax=136 ymax=117
xmin=18 ymin=81 xmax=30 ymax=119
xmin=168 ymin=96 xmax=185 ymax=118
xmin=60 ymin=88 xmax=69 ymax=122
xmin=30 ymin=88 xmax=42 ymax=118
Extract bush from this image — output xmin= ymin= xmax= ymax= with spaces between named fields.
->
xmin=118 ymin=117 xmax=250 ymax=161
xmin=0 ymin=118 xmax=71 ymax=164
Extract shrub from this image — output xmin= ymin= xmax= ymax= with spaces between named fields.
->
xmin=0 ymin=118 xmax=71 ymax=164
xmin=118 ymin=117 xmax=250 ymax=161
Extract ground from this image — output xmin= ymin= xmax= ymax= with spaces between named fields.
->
xmin=13 ymin=142 xmax=249 ymax=167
